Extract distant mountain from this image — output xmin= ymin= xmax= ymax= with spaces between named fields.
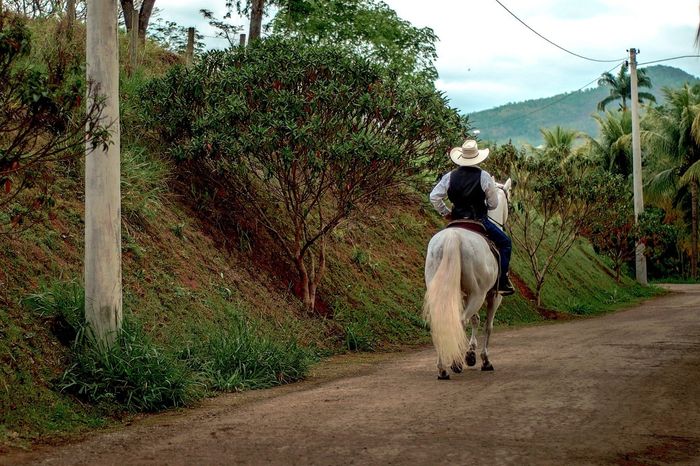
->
xmin=467 ymin=65 xmax=700 ymax=147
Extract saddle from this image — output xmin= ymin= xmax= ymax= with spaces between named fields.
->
xmin=445 ymin=219 xmax=501 ymax=290
xmin=446 ymin=219 xmax=486 ymax=235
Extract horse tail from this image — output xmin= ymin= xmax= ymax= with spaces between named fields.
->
xmin=423 ymin=230 xmax=468 ymax=367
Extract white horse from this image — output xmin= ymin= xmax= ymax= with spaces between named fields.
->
xmin=423 ymin=178 xmax=512 ymax=380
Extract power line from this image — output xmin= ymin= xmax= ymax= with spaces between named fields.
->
xmin=492 ymin=0 xmax=626 ymax=63
xmin=637 ymin=55 xmax=700 ymax=66
xmin=473 ymin=61 xmax=625 ymax=130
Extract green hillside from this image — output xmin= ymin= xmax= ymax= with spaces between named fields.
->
xmin=468 ymin=65 xmax=700 ymax=146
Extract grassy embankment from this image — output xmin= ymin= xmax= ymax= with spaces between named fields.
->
xmin=0 ymin=18 xmax=660 ymax=450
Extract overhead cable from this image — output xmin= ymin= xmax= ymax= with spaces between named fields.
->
xmin=492 ymin=0 xmax=626 ymax=63
xmin=637 ymin=55 xmax=700 ymax=66
xmin=473 ymin=61 xmax=625 ymax=130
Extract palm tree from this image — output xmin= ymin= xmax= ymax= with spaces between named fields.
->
xmin=537 ymin=126 xmax=585 ymax=165
xmin=644 ymin=84 xmax=700 ymax=278
xmin=586 ymin=110 xmax=633 ymax=178
xmin=597 ymin=62 xmax=656 ymax=112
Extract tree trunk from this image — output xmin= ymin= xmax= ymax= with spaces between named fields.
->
xmin=692 ymin=181 xmax=698 ymax=279
xmin=248 ymin=0 xmax=264 ymax=42
xmin=137 ymin=0 xmax=155 ymax=43
xmin=66 ymin=0 xmax=76 ymax=25
xmin=308 ymin=238 xmax=326 ymax=312
xmin=535 ymin=279 xmax=544 ymax=307
xmin=295 ymin=254 xmax=313 ymax=311
xmin=120 ymin=0 xmax=134 ymax=29
xmin=120 ymin=0 xmax=155 ymax=43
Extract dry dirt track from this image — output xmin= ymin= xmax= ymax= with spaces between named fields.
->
xmin=5 ymin=284 xmax=700 ymax=466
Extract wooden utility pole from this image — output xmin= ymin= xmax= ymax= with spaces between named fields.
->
xmin=248 ymin=0 xmax=264 ymax=42
xmin=85 ymin=0 xmax=122 ymax=346
xmin=129 ymin=8 xmax=138 ymax=75
xmin=629 ymin=47 xmax=647 ymax=285
xmin=185 ymin=27 xmax=194 ymax=66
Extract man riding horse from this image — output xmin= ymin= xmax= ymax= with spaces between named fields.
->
xmin=429 ymin=139 xmax=515 ymax=296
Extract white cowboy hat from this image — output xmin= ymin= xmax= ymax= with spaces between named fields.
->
xmin=449 ymin=139 xmax=489 ymax=166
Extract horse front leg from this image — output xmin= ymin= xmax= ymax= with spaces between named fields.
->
xmin=466 ymin=312 xmax=480 ymax=367
xmin=481 ymin=291 xmax=502 ymax=371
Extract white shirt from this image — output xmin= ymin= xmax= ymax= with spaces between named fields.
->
xmin=429 ymin=169 xmax=499 ymax=217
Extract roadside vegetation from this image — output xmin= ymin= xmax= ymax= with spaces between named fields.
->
xmin=0 ymin=0 xmax=690 ymax=451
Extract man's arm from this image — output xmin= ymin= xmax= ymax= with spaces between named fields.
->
xmin=430 ymin=172 xmax=452 ymax=217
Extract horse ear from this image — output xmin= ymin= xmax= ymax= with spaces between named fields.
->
xmin=504 ymin=178 xmax=512 ymax=191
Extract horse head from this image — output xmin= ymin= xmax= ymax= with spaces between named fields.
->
xmin=489 ymin=178 xmax=512 ymax=230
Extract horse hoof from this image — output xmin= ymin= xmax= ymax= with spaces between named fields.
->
xmin=451 ymin=362 xmax=463 ymax=373
xmin=481 ymin=363 xmax=494 ymax=371
xmin=466 ymin=352 xmax=477 ymax=367
xmin=437 ymin=370 xmax=450 ymax=380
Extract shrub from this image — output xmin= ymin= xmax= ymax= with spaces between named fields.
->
xmin=0 ymin=12 xmax=107 ymax=234
xmin=139 ymin=38 xmax=466 ymax=311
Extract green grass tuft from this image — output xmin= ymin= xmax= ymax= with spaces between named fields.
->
xmin=184 ymin=320 xmax=316 ymax=392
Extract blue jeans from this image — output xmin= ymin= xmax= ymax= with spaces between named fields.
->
xmin=482 ymin=218 xmax=512 ymax=283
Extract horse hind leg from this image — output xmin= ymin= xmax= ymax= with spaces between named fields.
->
xmin=466 ymin=313 xmax=480 ymax=367
xmin=438 ymin=296 xmax=484 ymax=380
xmin=450 ymin=303 xmax=473 ymax=374
xmin=437 ymin=359 xmax=450 ymax=379
xmin=481 ymin=292 xmax=503 ymax=371
xmin=455 ymin=294 xmax=485 ymax=372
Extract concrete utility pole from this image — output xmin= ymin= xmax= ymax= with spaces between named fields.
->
xmin=85 ymin=0 xmax=122 ymax=346
xmin=629 ymin=47 xmax=647 ymax=285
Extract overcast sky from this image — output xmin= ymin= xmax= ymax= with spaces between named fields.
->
xmin=155 ymin=0 xmax=700 ymax=114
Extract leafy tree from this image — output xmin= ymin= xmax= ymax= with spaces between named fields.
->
xmin=644 ymin=83 xmax=700 ymax=278
xmin=508 ymin=156 xmax=627 ymax=305
xmin=200 ymin=8 xmax=243 ymax=48
xmin=586 ymin=110 xmax=633 ymax=178
xmin=597 ymin=61 xmax=656 ymax=112
xmin=636 ymin=208 xmax=682 ymax=279
xmin=2 ymin=0 xmax=85 ymax=18
xmin=586 ymin=185 xmax=635 ymax=282
xmin=481 ymin=141 xmax=520 ymax=182
xmin=229 ymin=0 xmax=438 ymax=81
xmin=268 ymin=0 xmax=439 ymax=82
xmin=0 ymin=12 xmax=107 ymax=234
xmin=140 ymin=38 xmax=463 ymax=310
xmin=148 ymin=12 xmax=205 ymax=54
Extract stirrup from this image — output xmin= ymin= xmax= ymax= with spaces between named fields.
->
xmin=498 ymin=277 xmax=515 ymax=296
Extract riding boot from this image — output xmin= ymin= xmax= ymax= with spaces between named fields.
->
xmin=498 ymin=273 xmax=515 ymax=296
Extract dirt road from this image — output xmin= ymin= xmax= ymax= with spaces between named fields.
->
xmin=5 ymin=284 xmax=700 ymax=465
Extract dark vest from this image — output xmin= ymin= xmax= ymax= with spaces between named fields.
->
xmin=448 ymin=167 xmax=487 ymax=220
